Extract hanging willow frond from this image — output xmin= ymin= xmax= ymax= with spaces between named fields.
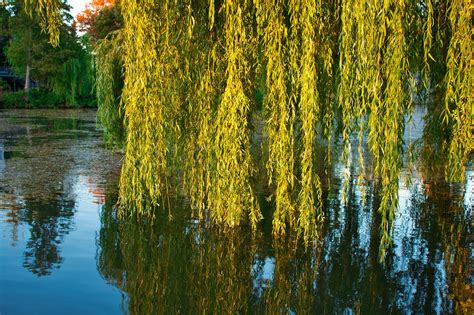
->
xmin=258 ymin=0 xmax=295 ymax=235
xmin=296 ymin=0 xmax=324 ymax=241
xmin=94 ymin=30 xmax=125 ymax=147
xmin=422 ymin=0 xmax=434 ymax=88
xmin=24 ymin=0 xmax=61 ymax=46
xmin=444 ymin=0 xmax=472 ymax=183
xmin=377 ymin=0 xmax=411 ymax=261
xmin=118 ymin=1 xmax=169 ymax=218
xmin=100 ymin=0 xmax=471 ymax=256
xmin=210 ymin=0 xmax=261 ymax=229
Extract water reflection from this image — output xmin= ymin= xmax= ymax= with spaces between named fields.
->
xmin=0 ymin=108 xmax=471 ymax=313
xmin=98 ymin=201 xmax=257 ymax=313
xmin=0 ymin=109 xmax=122 ymax=277
xmin=94 ymin=105 xmax=472 ymax=314
xmin=21 ymin=196 xmax=76 ymax=276
xmin=96 ymin=166 xmax=471 ymax=313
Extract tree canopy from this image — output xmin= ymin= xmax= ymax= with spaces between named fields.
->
xmin=1 ymin=0 xmax=94 ymax=106
xmin=21 ymin=0 xmax=472 ymax=260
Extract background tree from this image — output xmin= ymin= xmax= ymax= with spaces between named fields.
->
xmin=76 ymin=0 xmax=121 ymax=42
xmin=3 ymin=1 xmax=94 ymax=105
xmin=76 ymin=0 xmax=124 ymax=145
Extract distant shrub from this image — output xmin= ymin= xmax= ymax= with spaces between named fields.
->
xmin=0 ymin=79 xmax=12 ymax=106
xmin=27 ymin=89 xmax=63 ymax=108
xmin=1 ymin=90 xmax=29 ymax=108
xmin=0 ymin=88 xmax=95 ymax=108
xmin=0 ymin=79 xmax=10 ymax=92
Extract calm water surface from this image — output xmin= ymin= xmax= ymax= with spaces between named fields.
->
xmin=0 ymin=109 xmax=472 ymax=314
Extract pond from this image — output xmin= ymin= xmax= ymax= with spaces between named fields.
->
xmin=0 ymin=109 xmax=472 ymax=314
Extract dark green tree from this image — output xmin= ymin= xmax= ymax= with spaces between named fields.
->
xmin=3 ymin=1 xmax=94 ymax=105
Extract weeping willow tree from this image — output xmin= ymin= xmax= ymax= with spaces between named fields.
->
xmin=51 ymin=47 xmax=95 ymax=106
xmin=443 ymin=0 xmax=472 ymax=183
xmin=117 ymin=2 xmax=170 ymax=217
xmin=94 ymin=30 xmax=125 ymax=146
xmin=91 ymin=0 xmax=472 ymax=258
xmin=114 ymin=0 xmax=471 ymax=256
xmin=209 ymin=0 xmax=261 ymax=228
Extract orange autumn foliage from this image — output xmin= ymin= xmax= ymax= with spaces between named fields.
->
xmin=76 ymin=0 xmax=115 ymax=33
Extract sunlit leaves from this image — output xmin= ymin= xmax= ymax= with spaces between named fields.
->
xmin=96 ymin=0 xmax=472 ymax=256
xmin=444 ymin=0 xmax=472 ymax=183
xmin=24 ymin=0 xmax=61 ymax=46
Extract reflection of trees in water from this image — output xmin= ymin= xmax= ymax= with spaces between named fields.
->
xmin=22 ymin=199 xmax=75 ymax=276
xmin=95 ymin=196 xmax=365 ymax=312
xmin=7 ymin=154 xmax=78 ymax=276
xmin=0 ymin=128 xmax=77 ymax=276
xmin=421 ymin=180 xmax=472 ymax=314
xmin=414 ymin=99 xmax=473 ymax=313
xmin=98 ymin=200 xmax=258 ymax=313
xmin=97 ymin=158 xmax=471 ymax=313
xmin=252 ymin=236 xmax=322 ymax=313
xmin=20 ymin=178 xmax=76 ymax=276
xmin=314 ymin=178 xmax=391 ymax=313
xmin=1 ymin=112 xmax=122 ymax=277
xmin=1 ymin=171 xmax=77 ymax=277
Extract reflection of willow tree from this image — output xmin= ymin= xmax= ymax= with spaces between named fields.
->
xmin=313 ymin=177 xmax=391 ymax=313
xmin=257 ymin=236 xmax=322 ymax=314
xmin=98 ymin=202 xmax=257 ymax=313
xmin=98 ymin=201 xmax=328 ymax=313
xmin=416 ymin=121 xmax=473 ymax=313
xmin=397 ymin=178 xmax=472 ymax=313
xmin=440 ymin=203 xmax=472 ymax=314
xmin=433 ymin=193 xmax=470 ymax=314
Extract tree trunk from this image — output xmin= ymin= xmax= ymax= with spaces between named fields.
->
xmin=24 ymin=64 xmax=31 ymax=91
xmin=24 ymin=27 xmax=32 ymax=92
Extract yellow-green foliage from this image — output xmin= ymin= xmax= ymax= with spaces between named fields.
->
xmin=338 ymin=0 xmax=357 ymax=204
xmin=377 ymin=0 xmax=410 ymax=259
xmin=182 ymin=53 xmax=217 ymax=221
xmin=91 ymin=0 xmax=472 ymax=256
xmin=119 ymin=1 xmax=169 ymax=218
xmin=210 ymin=0 xmax=261 ymax=229
xmin=444 ymin=0 xmax=472 ymax=183
xmin=257 ymin=0 xmax=328 ymax=240
xmin=258 ymin=0 xmax=295 ymax=234
xmin=24 ymin=0 xmax=61 ymax=46
xmin=295 ymin=0 xmax=324 ymax=241
xmin=339 ymin=0 xmax=413 ymax=260
xmin=423 ymin=0 xmax=434 ymax=88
